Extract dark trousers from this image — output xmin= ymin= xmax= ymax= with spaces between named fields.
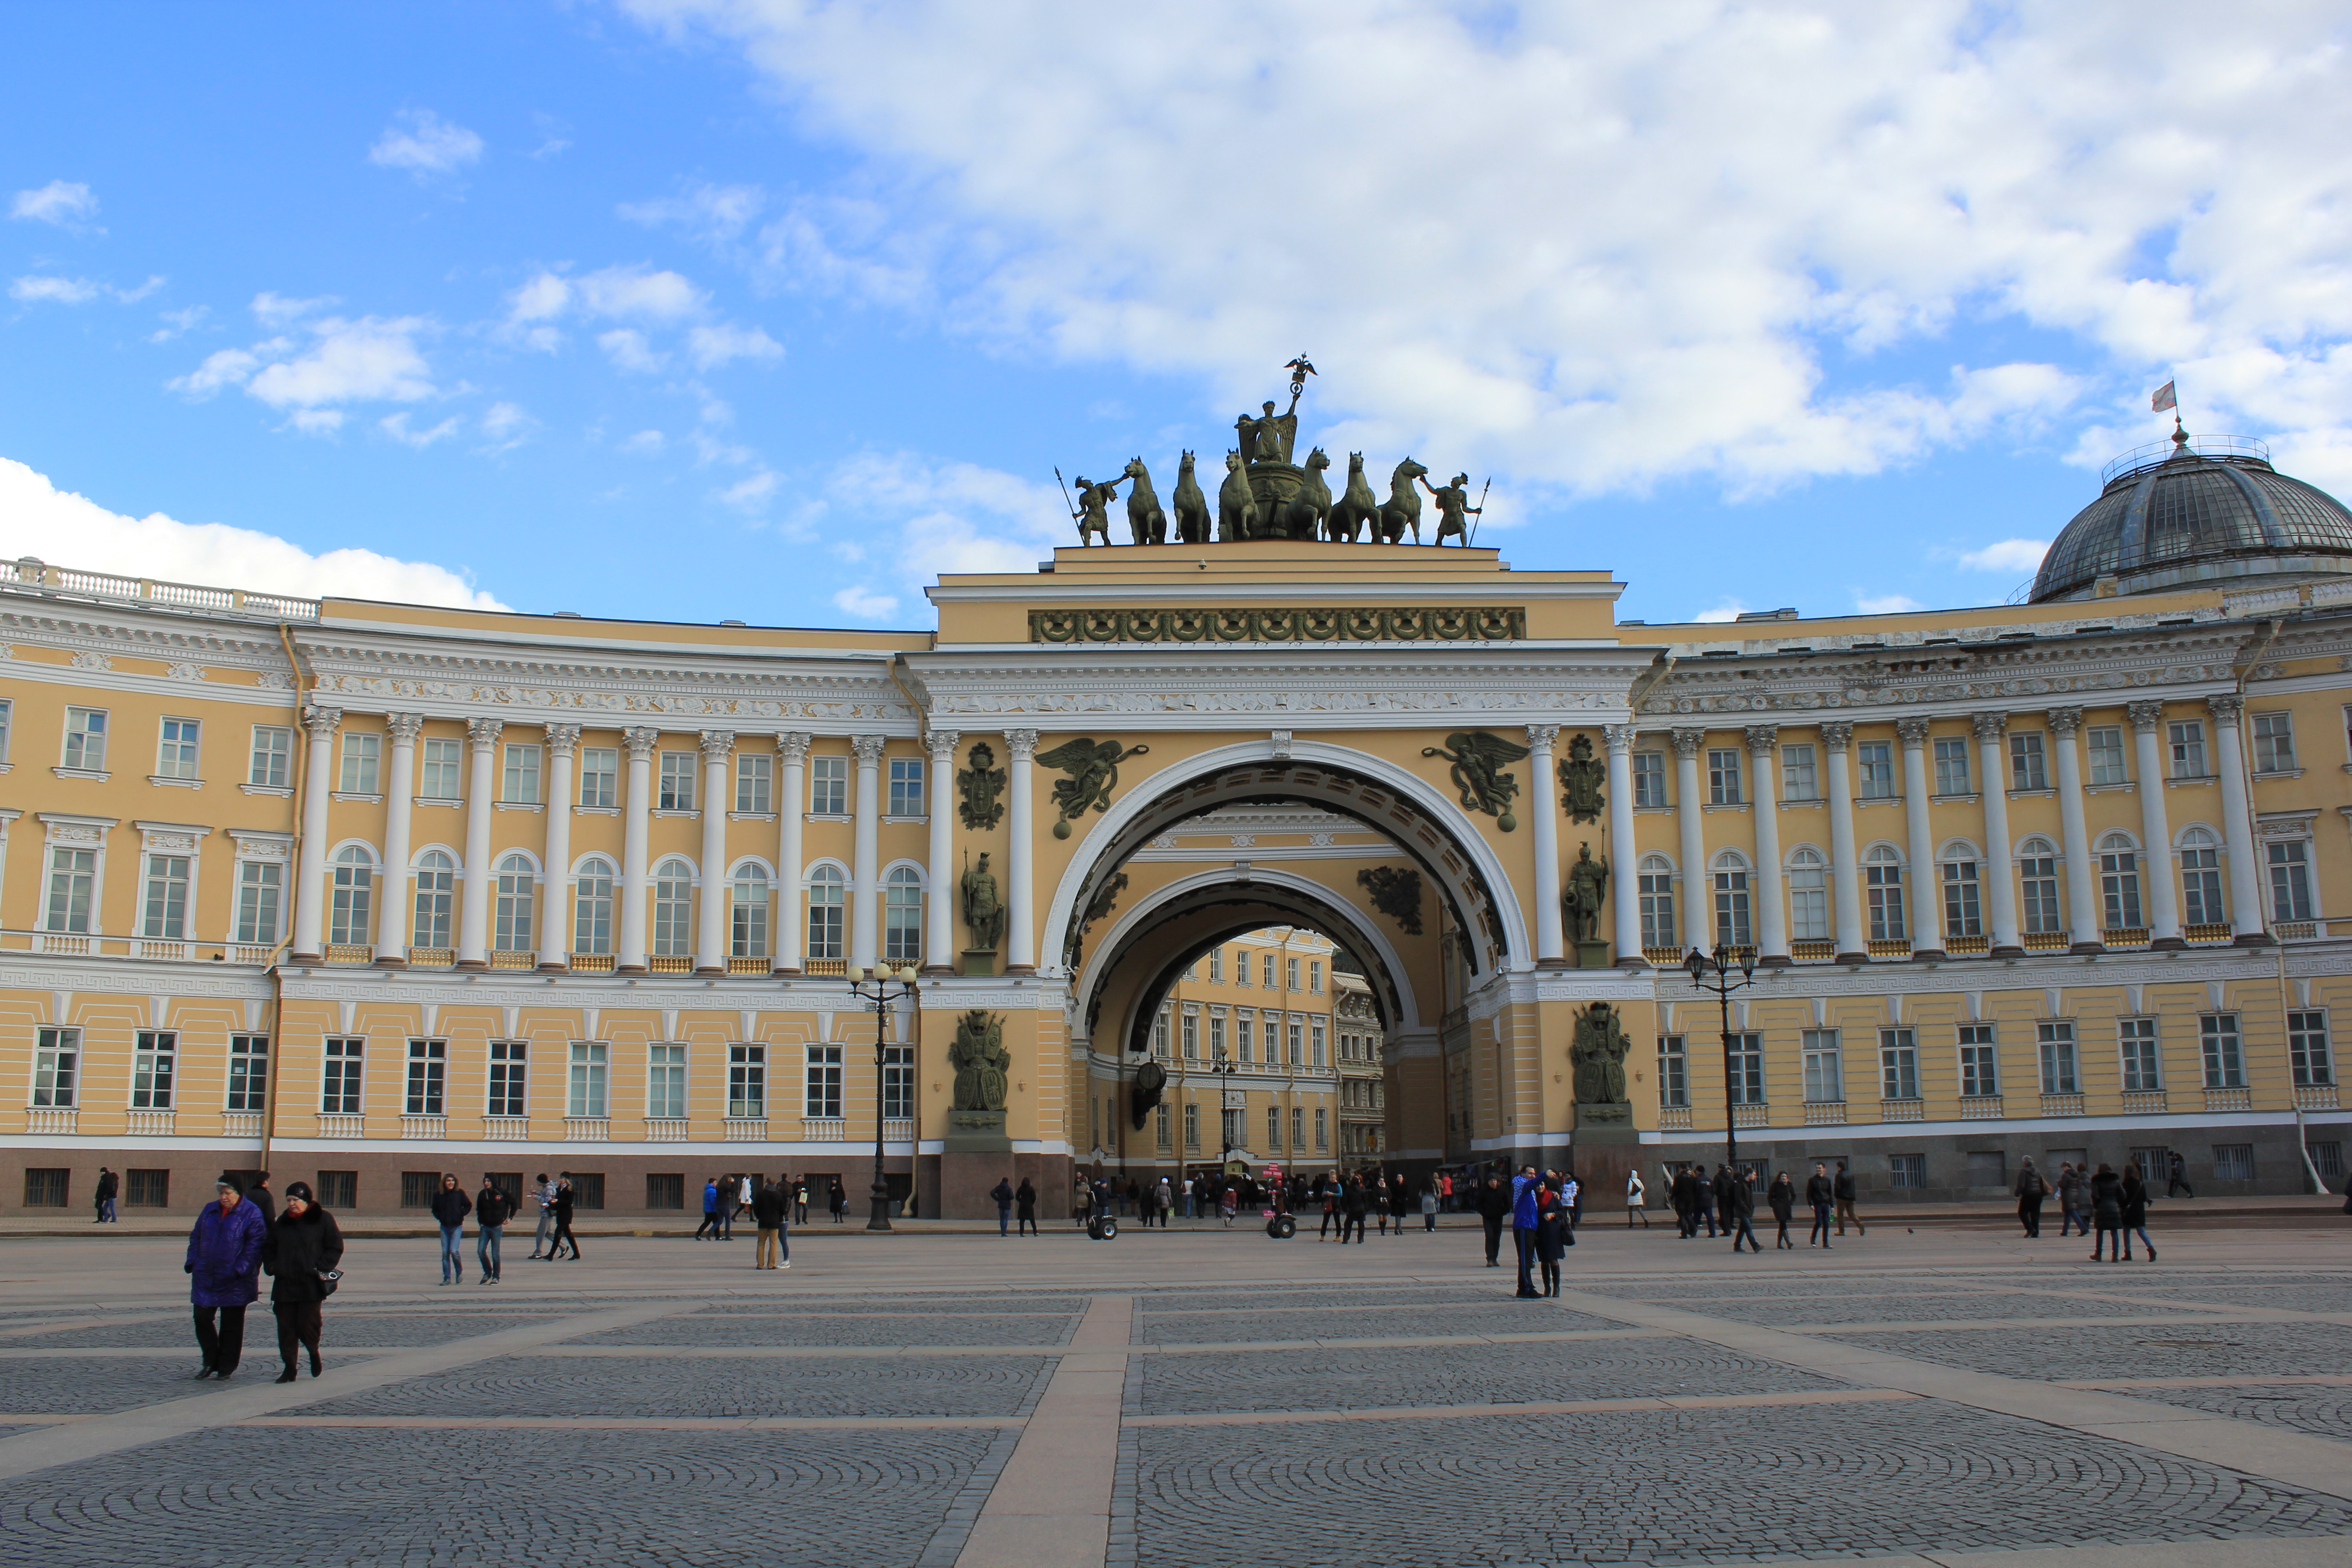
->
xmin=273 ymin=1299 xmax=321 ymax=1368
xmin=1675 ymin=1203 xmax=1694 ymax=1237
xmin=1341 ymin=1213 xmax=1365 ymax=1243
xmin=1697 ymin=1204 xmax=1718 ymax=1239
xmin=551 ymin=1219 xmax=580 ymax=1258
xmin=997 ymin=1205 xmax=1011 ymax=1235
xmin=695 ymin=1210 xmax=720 ymax=1238
xmin=2018 ymin=1196 xmax=2043 ymax=1236
xmin=1482 ymin=1214 xmax=1504 ymax=1264
xmin=1810 ymin=1202 xmax=1833 ymax=1245
xmin=193 ymin=1304 xmax=246 ymax=1372
xmin=1539 ymin=1256 xmax=1560 ymax=1294
xmin=1774 ymin=1212 xmax=1793 ymax=1248
xmin=2168 ymin=1176 xmax=2195 ymax=1198
xmin=2059 ymin=1204 xmax=2087 ymax=1236
xmin=1513 ymin=1227 xmax=1538 ymax=1296
xmin=1730 ymin=1215 xmax=1759 ymax=1251
xmin=1320 ymin=1207 xmax=1339 ymax=1238
xmin=1018 ymin=1212 xmax=1037 ymax=1235
xmin=2092 ymin=1224 xmax=2123 ymax=1259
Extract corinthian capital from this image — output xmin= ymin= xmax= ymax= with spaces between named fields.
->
xmin=1970 ymin=712 xmax=2008 ymax=742
xmin=300 ymin=704 xmax=343 ymax=739
xmin=2125 ymin=700 xmax=2166 ymax=734
xmin=850 ymin=734 xmax=887 ymax=766
xmin=1668 ymin=727 xmax=1705 ymax=760
xmin=2205 ymin=693 xmax=2244 ymax=726
xmin=1525 ymin=724 xmax=1561 ymax=751
xmin=386 ymin=711 xmax=426 ymax=745
xmin=1894 ymin=717 xmax=1931 ymax=747
xmin=925 ymin=728 xmax=962 ymax=761
xmin=1744 ymin=724 xmax=1779 ymax=753
xmin=698 ymin=729 xmax=736 ymax=764
xmin=2044 ymin=706 xmax=2082 ymax=737
xmin=543 ymin=723 xmax=582 ymax=758
xmin=1003 ymin=728 xmax=1041 ymax=762
xmin=1600 ymin=725 xmax=1636 ymax=755
xmin=1817 ymin=721 xmax=1852 ymax=750
xmin=465 ymin=716 xmax=504 ymax=751
xmin=776 ymin=731 xmax=812 ymax=764
xmin=622 ymin=726 xmax=662 ymax=760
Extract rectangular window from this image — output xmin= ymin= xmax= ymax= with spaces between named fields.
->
xmin=1866 ymin=858 xmax=1905 ymax=941
xmin=1779 ymin=744 xmax=1817 ymax=801
xmin=2252 ymin=711 xmax=2297 ymax=774
xmin=1156 ymin=1102 xmax=1170 ymax=1147
xmin=658 ymin=751 xmax=696 ymax=811
xmin=2168 ymin=720 xmax=2208 ymax=778
xmin=315 ymin=1171 xmax=357 ymax=1209
xmin=1235 ymin=1014 xmax=1253 ymax=1063
xmin=226 ymin=1034 xmax=269 ymax=1112
xmin=419 ymin=738 xmax=462 ymax=799
xmin=809 ymin=756 xmax=848 ymax=815
xmin=2308 ymin=1141 xmax=2344 ymax=1181
xmin=340 ymin=732 xmax=380 ymax=795
xmin=33 ymin=1026 xmax=79 ymax=1108
xmin=247 ymin=724 xmax=293 ymax=789
xmin=2085 ymin=725 xmax=2127 ymax=786
xmin=1311 ymin=1023 xmax=1326 ymax=1066
xmin=1879 ymin=1027 xmax=1919 ymax=1101
xmin=502 ymin=743 xmax=541 ymax=804
xmin=1801 ymin=1029 xmax=1842 ymax=1103
xmin=1152 ymin=1008 xmax=1169 ymax=1058
xmin=1208 ymin=948 xmax=1223 ymax=982
xmin=1632 ymin=750 xmax=1668 ymax=807
xmin=1656 ymin=1036 xmax=1687 ymax=1107
xmin=579 ymin=747 xmax=618 ymax=808
xmin=804 ymin=1044 xmax=843 ymax=1119
xmin=1707 ymin=748 xmax=1743 ymax=805
xmin=1292 ymin=1105 xmax=1305 ymax=1148
xmin=1726 ymin=1032 xmax=1764 ymax=1105
xmin=1638 ymin=864 xmax=1676 ymax=949
xmin=22 ymin=1169 xmax=68 ymax=1208
xmin=1315 ymin=1107 xmax=1328 ymax=1150
xmin=0 ymin=698 xmax=10 ymax=764
xmin=1266 ymin=1105 xmax=1281 ymax=1150
xmin=153 ymin=718 xmax=200 ymax=779
xmin=1263 ymin=954 xmax=1277 ymax=988
xmin=647 ymin=1173 xmax=685 ymax=1210
xmin=728 ymin=1044 xmax=766 ymax=1118
xmin=882 ymin=1044 xmax=914 ymax=1121
xmin=2037 ymin=1020 xmax=2078 ymax=1094
xmin=2008 ymin=731 xmax=2048 ymax=791
xmin=1309 ymin=960 xmax=1323 ymax=993
xmin=405 ymin=1039 xmax=446 ymax=1116
xmin=2289 ymin=1010 xmax=2333 ymax=1088
xmin=1713 ymin=866 xmax=1751 ymax=947
xmin=2212 ymin=1143 xmax=2254 ymax=1181
xmin=568 ymin=1173 xmax=605 ymax=1210
xmin=488 ymin=1040 xmax=528 ymax=1119
xmin=1208 ymin=1012 xmax=1226 ymax=1059
xmin=45 ymin=847 xmax=97 ymax=934
xmin=1888 ymin=1153 xmax=1926 ymax=1189
xmin=400 ymin=1171 xmax=438 ymax=1210
xmin=735 ymin=752 xmax=772 ymax=813
xmin=125 ymin=1169 xmax=169 ymax=1208
xmin=1286 ymin=957 xmax=1299 ymax=990
xmin=888 ymin=758 xmax=923 ymax=817
xmin=234 ymin=860 xmax=282 ymax=944
xmin=1958 ymin=1024 xmax=1999 ymax=1098
xmin=1857 ymin=740 xmax=1895 ymax=798
xmin=321 ymin=1037 xmax=363 ymax=1115
xmin=62 ymin=706 xmax=107 ymax=771
xmin=1181 ymin=1010 xmax=1198 ymax=1060
xmin=2019 ymin=848 xmax=2062 ymax=935
xmin=1184 ymin=1101 xmax=1199 ymax=1149
xmin=2102 ymin=846 xmax=2143 ymax=930
xmin=1232 ymin=949 xmax=1249 ymax=985
xmin=142 ymin=854 xmax=191 ymax=939
xmin=1932 ymin=736 xmax=1970 ymax=795
xmin=1941 ymin=858 xmax=1981 ymax=938
xmin=2119 ymin=1018 xmax=2162 ymax=1092
xmin=647 ymin=1043 xmax=686 ymax=1120
xmin=2180 ymin=836 xmax=2225 ymax=926
xmin=2269 ymin=840 xmax=2314 ymax=922
xmin=568 ymin=1041 xmax=609 ymax=1118
xmin=1288 ymin=1021 xmax=1303 ymax=1065
xmin=2200 ymin=1013 xmax=2244 ymax=1089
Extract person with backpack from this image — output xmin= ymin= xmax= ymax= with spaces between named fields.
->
xmin=474 ymin=1176 xmax=513 ymax=1284
xmin=431 ymin=1174 xmax=472 ymax=1286
xmin=2013 ymin=1158 xmax=2048 ymax=1237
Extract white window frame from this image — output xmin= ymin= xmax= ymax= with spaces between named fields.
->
xmin=1779 ymin=743 xmax=1817 ymax=801
xmin=568 ymin=1040 xmax=610 ymax=1118
xmin=657 ymin=751 xmax=697 ymax=812
xmin=887 ymin=757 xmax=923 ymax=818
xmin=646 ymin=1042 xmax=686 ymax=1120
xmin=804 ymin=1043 xmax=843 ymax=1118
xmin=1931 ymin=736 xmax=1970 ymax=796
xmin=2086 ymin=725 xmax=2128 ymax=786
xmin=131 ymin=1030 xmax=176 ymax=1110
xmin=488 ymin=1039 xmax=529 ymax=1119
xmin=502 ymin=743 xmax=542 ymax=804
xmin=2252 ymin=711 xmax=2296 ymax=774
xmin=579 ymin=747 xmax=619 ymax=809
xmin=1801 ymin=1029 xmax=1842 ymax=1103
xmin=735 ymin=752 xmax=773 ymax=813
xmin=808 ymin=755 xmax=848 ymax=816
xmin=249 ymin=725 xmax=293 ymax=789
xmin=419 ymin=737 xmax=463 ymax=799
xmin=2037 ymin=1020 xmax=2078 ymax=1094
xmin=1879 ymin=1027 xmax=1918 ymax=1101
xmin=321 ymin=1036 xmax=364 ymax=1115
xmin=340 ymin=731 xmax=381 ymax=795
xmin=61 ymin=706 xmax=108 ymax=773
xmin=2118 ymin=1017 xmax=2162 ymax=1092
xmin=33 ymin=1026 xmax=79 ymax=1108
xmin=154 ymin=716 xmax=201 ymax=781
xmin=1957 ymin=1023 xmax=1999 ymax=1098
xmin=2008 ymin=730 xmax=2047 ymax=791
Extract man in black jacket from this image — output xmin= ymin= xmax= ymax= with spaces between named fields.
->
xmin=1476 ymin=1175 xmax=1511 ymax=1266
xmin=750 ymin=1179 xmax=789 ymax=1270
xmin=94 ymin=1167 xmax=118 ymax=1224
xmin=1834 ymin=1159 xmax=1865 ymax=1236
xmin=474 ymin=1177 xmax=513 ymax=1284
xmin=1805 ymin=1162 xmax=1835 ymax=1249
xmin=431 ymin=1174 xmax=472 ymax=1285
xmin=1670 ymin=1164 xmax=1697 ymax=1237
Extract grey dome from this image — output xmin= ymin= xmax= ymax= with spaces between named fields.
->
xmin=2030 ymin=430 xmax=2352 ymax=603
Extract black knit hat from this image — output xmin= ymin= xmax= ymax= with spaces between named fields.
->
xmin=283 ymin=1180 xmax=315 ymax=1203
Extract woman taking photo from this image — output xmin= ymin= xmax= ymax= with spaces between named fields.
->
xmin=260 ymin=1180 xmax=343 ymax=1382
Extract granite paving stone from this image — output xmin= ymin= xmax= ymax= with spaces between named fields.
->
xmin=1816 ymin=1319 xmax=2352 ymax=1382
xmin=568 ymin=1311 xmax=1077 ymax=1348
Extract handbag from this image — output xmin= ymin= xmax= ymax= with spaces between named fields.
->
xmin=318 ymin=1269 xmax=341 ymax=1298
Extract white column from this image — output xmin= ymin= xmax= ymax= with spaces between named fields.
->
xmin=290 ymin=704 xmax=341 ymax=962
xmin=2128 ymin=700 xmax=2184 ymax=947
xmin=2208 ymin=695 xmax=2267 ymax=943
xmin=375 ymin=713 xmax=422 ymax=966
xmin=1602 ymin=725 xmax=1642 ymax=967
xmin=2048 ymin=707 xmax=2101 ymax=951
xmin=1526 ymin=724 xmax=1565 ymax=966
xmin=924 ymin=729 xmax=960 ymax=973
xmin=1671 ymin=727 xmax=1709 ymax=952
xmin=618 ymin=726 xmax=658 ymax=973
xmin=1746 ymin=724 xmax=1787 ymax=964
xmin=774 ymin=733 xmax=809 ymax=973
xmin=850 ymin=734 xmax=884 ymax=970
xmin=695 ymin=730 xmax=734 ymax=974
xmin=1896 ymin=717 xmax=1940 ymax=956
xmin=456 ymin=716 xmax=500 ymax=970
xmin=539 ymin=724 xmax=578 ymax=971
xmin=1973 ymin=712 xmax=2021 ymax=956
xmin=1004 ymin=729 xmax=1040 ymax=973
xmin=1821 ymin=723 xmax=1866 ymax=961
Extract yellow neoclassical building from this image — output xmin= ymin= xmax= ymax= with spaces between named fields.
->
xmin=2 ymin=424 xmax=2349 ymax=1216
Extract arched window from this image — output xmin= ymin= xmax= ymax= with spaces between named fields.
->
xmin=884 ymin=866 xmax=923 ymax=965
xmin=412 ymin=850 xmax=456 ymax=949
xmin=494 ymin=853 xmax=535 ymax=952
xmin=2178 ymin=826 xmax=2225 ymax=927
xmin=573 ymin=857 xmax=615 ymax=955
xmin=2098 ymin=832 xmax=2142 ymax=931
xmin=1865 ymin=845 xmax=1905 ymax=941
xmin=2017 ymin=837 xmax=2062 ymax=935
xmin=1637 ymin=854 xmax=1675 ymax=951
xmin=1786 ymin=847 xmax=1828 ymax=942
xmin=329 ymin=845 xmax=375 ymax=946
xmin=1940 ymin=842 xmax=1981 ymax=939
xmin=806 ymin=864 xmax=846 ymax=960
xmin=652 ymin=858 xmax=694 ymax=956
xmin=730 ymin=863 xmax=770 ymax=958
xmin=1710 ymin=850 xmax=1751 ymax=948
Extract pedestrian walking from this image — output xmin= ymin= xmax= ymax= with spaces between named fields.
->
xmin=1725 ymin=1165 xmax=1760 ymax=1253
xmin=718 ymin=1175 xmax=738 ymax=1240
xmin=260 ymin=1180 xmax=343 ymax=1382
xmin=1695 ymin=1165 xmax=1720 ymax=1239
xmin=2013 ymin=1158 xmax=2047 ymax=1238
xmin=1478 ymin=1174 xmax=1510 ymax=1266
xmin=1768 ymin=1170 xmax=1796 ymax=1249
xmin=1534 ymin=1182 xmax=1567 ymax=1296
xmin=1805 ymin=1162 xmax=1834 ymax=1249
xmin=2057 ymin=1163 xmax=2087 ymax=1237
xmin=549 ymin=1174 xmax=581 ymax=1259
xmin=1511 ymin=1167 xmax=1542 ymax=1298
xmin=2088 ymin=1162 xmax=2125 ymax=1261
xmin=1670 ymin=1163 xmax=1696 ymax=1237
xmin=1158 ymin=1176 xmax=1174 ymax=1225
xmin=186 ymin=1175 xmax=264 ymax=1380
xmin=431 ymin=1174 xmax=471 ymax=1285
xmin=1072 ymin=1176 xmax=1093 ymax=1228
xmin=474 ymin=1176 xmax=512 ymax=1284
xmin=1563 ymin=1170 xmax=1583 ymax=1232
xmin=1015 ymin=1177 xmax=1039 ymax=1235
xmin=1625 ymin=1167 xmax=1648 ymax=1228
xmin=695 ymin=1178 xmax=721 ymax=1240
xmin=1221 ymin=1183 xmax=1240 ymax=1229
xmin=95 ymin=1166 xmax=118 ymax=1224
xmin=529 ymin=1173 xmax=556 ymax=1258
xmin=752 ymin=1178 xmax=790 ymax=1269
xmin=243 ymin=1171 xmax=273 ymax=1222
xmin=2120 ymin=1165 xmax=2156 ymax=1261
xmin=1833 ymin=1159 xmax=1864 ymax=1236
xmin=990 ymin=1176 xmax=1014 ymax=1236
xmin=1374 ymin=1184 xmax=1392 ymax=1236
xmin=828 ymin=1178 xmax=848 ymax=1222
xmin=2166 ymin=1152 xmax=2195 ymax=1199
xmin=1338 ymin=1178 xmax=1367 ymax=1242
xmin=1420 ymin=1180 xmax=1439 ymax=1232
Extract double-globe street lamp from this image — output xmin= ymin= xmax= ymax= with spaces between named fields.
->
xmin=845 ymin=962 xmax=920 ymax=1233
xmin=1683 ymin=944 xmax=1770 ymax=1176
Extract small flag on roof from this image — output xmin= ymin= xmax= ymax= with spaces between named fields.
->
xmin=2151 ymin=380 xmax=2177 ymax=413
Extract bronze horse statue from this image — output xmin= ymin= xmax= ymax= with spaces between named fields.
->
xmin=1122 ymin=457 xmax=1167 ymax=545
xmin=1171 ymin=450 xmax=1211 ymax=544
xmin=1329 ymin=451 xmax=1378 ymax=542
xmin=1278 ymin=447 xmax=1333 ymax=539
xmin=1378 ymin=458 xmax=1428 ymax=544
xmin=1216 ymin=450 xmax=1260 ymax=542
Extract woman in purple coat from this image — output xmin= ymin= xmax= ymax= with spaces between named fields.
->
xmin=185 ymin=1175 xmax=265 ymax=1379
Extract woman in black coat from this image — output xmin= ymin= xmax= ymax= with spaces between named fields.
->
xmin=2119 ymin=1166 xmax=2155 ymax=1261
xmin=1014 ymin=1177 xmax=1038 ymax=1236
xmin=1532 ymin=1183 xmax=1567 ymax=1297
xmin=548 ymin=1179 xmax=581 ymax=1259
xmin=259 ymin=1181 xmax=344 ymax=1382
xmin=2088 ymin=1163 xmax=2125 ymax=1261
xmin=1767 ymin=1171 xmax=1797 ymax=1250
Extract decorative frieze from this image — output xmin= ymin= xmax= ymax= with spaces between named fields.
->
xmin=1028 ymin=606 xmax=1526 ymax=644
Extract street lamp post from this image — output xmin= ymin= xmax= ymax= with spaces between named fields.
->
xmin=1208 ymin=1054 xmax=1240 ymax=1170
xmin=846 ymin=961 xmax=920 ymax=1233
xmin=1683 ymin=944 xmax=1769 ymax=1174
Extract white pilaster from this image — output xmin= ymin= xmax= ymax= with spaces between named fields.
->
xmin=539 ymin=724 xmax=579 ymax=971
xmin=2208 ymin=695 xmax=2267 ymax=942
xmin=1821 ymin=723 xmax=1865 ymax=961
xmin=2048 ymin=708 xmax=2101 ymax=951
xmin=925 ymin=729 xmax=960 ymax=973
xmin=456 ymin=716 xmax=500 ymax=970
xmin=619 ymin=726 xmax=658 ymax=973
xmin=1527 ymin=724 xmax=1564 ymax=965
xmin=850 ymin=734 xmax=885 ymax=970
xmin=290 ymin=704 xmax=341 ymax=963
xmin=1602 ymin=725 xmax=1642 ymax=967
xmin=2128 ymin=700 xmax=2184 ymax=947
xmin=1004 ymin=728 xmax=1039 ymax=973
xmin=774 ymin=733 xmax=810 ymax=974
xmin=1896 ymin=717 xmax=1940 ymax=957
xmin=375 ymin=713 xmax=422 ymax=966
xmin=1671 ymin=727 xmax=1708 ymax=952
xmin=1746 ymin=724 xmax=1786 ymax=963
xmin=696 ymin=729 xmax=734 ymax=974
xmin=1974 ymin=713 xmax=2021 ymax=956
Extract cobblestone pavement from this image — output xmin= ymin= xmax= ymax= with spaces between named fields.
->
xmin=0 ymin=1225 xmax=2344 ymax=1565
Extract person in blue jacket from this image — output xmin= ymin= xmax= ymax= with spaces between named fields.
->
xmin=1511 ymin=1166 xmax=1542 ymax=1298
xmin=186 ymin=1174 xmax=265 ymax=1379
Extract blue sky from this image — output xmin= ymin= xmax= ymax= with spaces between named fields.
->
xmin=5 ymin=2 xmax=2348 ymax=627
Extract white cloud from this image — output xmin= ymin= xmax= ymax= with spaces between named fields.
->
xmin=575 ymin=264 xmax=702 ymax=321
xmin=379 ymin=412 xmax=461 ymax=448
xmin=253 ymin=291 xmax=336 ymax=328
xmin=1856 ymin=593 xmax=1926 ymax=614
xmin=833 ymin=585 xmax=901 ymax=618
xmin=1691 ymin=599 xmax=1749 ymax=624
xmin=171 ymin=347 xmax=262 ymax=398
xmin=478 ymin=402 xmax=533 ymax=448
xmin=619 ymin=1 xmax=2352 ymax=497
xmin=716 ymin=470 xmax=779 ymax=510
xmin=620 ymin=428 xmax=666 ymax=455
xmin=368 ymin=108 xmax=485 ymax=175
xmin=597 ymin=328 xmax=668 ymax=374
xmin=149 ymin=305 xmax=208 ymax=343
xmin=171 ymin=315 xmax=439 ymax=428
xmin=687 ymin=321 xmax=782 ymax=369
xmin=0 ymin=454 xmax=506 ymax=609
xmin=10 ymin=276 xmax=98 ymax=305
xmin=10 ymin=180 xmax=98 ymax=227
xmin=1954 ymin=538 xmax=2050 ymax=573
